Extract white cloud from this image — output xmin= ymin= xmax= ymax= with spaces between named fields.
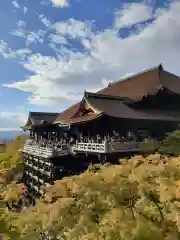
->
xmin=0 ymin=40 xmax=9 ymax=57
xmin=11 ymin=21 xmax=27 ymax=37
xmin=0 ymin=112 xmax=26 ymax=123
xmin=0 ymin=111 xmax=27 ymax=130
xmin=51 ymin=0 xmax=69 ymax=8
xmin=81 ymin=39 xmax=92 ymax=49
xmin=3 ymin=2 xmax=180 ymax=107
xmin=0 ymin=40 xmax=31 ymax=60
xmin=23 ymin=7 xmax=28 ymax=14
xmin=12 ymin=0 xmax=20 ymax=8
xmin=52 ymin=18 xmax=92 ymax=39
xmin=3 ymin=75 xmax=82 ymax=106
xmin=26 ymin=30 xmax=45 ymax=46
xmin=10 ymin=48 xmax=32 ymax=60
xmin=0 ymin=128 xmax=21 ymax=131
xmin=11 ymin=29 xmax=25 ymax=37
xmin=115 ymin=3 xmax=153 ymax=28
xmin=48 ymin=19 xmax=92 ymax=50
xmin=17 ymin=20 xmax=26 ymax=28
xmin=10 ymin=20 xmax=46 ymax=46
xmin=39 ymin=14 xmax=52 ymax=28
xmin=49 ymin=34 xmax=68 ymax=45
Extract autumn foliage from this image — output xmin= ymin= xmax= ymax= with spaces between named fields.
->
xmin=1 ymin=132 xmax=180 ymax=239
xmin=0 ymin=135 xmax=27 ymax=185
xmin=0 ymin=153 xmax=180 ymax=239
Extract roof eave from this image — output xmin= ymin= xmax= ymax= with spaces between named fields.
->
xmin=56 ymin=113 xmax=103 ymax=125
xmin=20 ymin=125 xmax=31 ymax=131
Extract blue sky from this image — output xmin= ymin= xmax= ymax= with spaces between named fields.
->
xmin=0 ymin=0 xmax=179 ymax=130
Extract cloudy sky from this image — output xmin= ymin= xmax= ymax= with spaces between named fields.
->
xmin=0 ymin=0 xmax=179 ymax=131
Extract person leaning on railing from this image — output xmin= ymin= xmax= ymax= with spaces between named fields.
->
xmin=26 ymin=131 xmax=153 ymax=149
xmin=69 ymin=136 xmax=76 ymax=145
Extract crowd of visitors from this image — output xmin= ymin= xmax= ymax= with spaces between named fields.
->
xmin=26 ymin=130 xmax=153 ymax=149
xmin=27 ymin=137 xmax=68 ymax=149
xmin=27 ymin=132 xmax=77 ymax=150
xmin=79 ymin=130 xmax=154 ymax=143
xmin=79 ymin=131 xmax=137 ymax=144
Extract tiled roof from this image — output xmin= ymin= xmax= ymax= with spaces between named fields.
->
xmin=87 ymin=94 xmax=180 ymax=121
xmin=59 ymin=113 xmax=102 ymax=125
xmin=54 ymin=64 xmax=180 ymax=123
xmin=54 ymin=102 xmax=80 ymax=124
xmin=98 ymin=64 xmax=161 ymax=99
xmin=22 ymin=112 xmax=59 ymax=129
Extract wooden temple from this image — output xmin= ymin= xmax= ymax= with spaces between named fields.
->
xmin=20 ymin=64 xmax=180 ymax=202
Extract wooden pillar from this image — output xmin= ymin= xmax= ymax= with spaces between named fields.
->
xmin=32 ymin=130 xmax=34 ymax=138
xmin=37 ymin=130 xmax=40 ymax=141
xmin=34 ymin=131 xmax=37 ymax=141
xmin=47 ymin=132 xmax=50 ymax=140
xmin=30 ymin=130 xmax=32 ymax=138
xmin=49 ymin=132 xmax=52 ymax=140
xmin=57 ymin=130 xmax=59 ymax=140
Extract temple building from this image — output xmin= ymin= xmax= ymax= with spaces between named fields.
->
xmin=20 ymin=64 xmax=180 ymax=202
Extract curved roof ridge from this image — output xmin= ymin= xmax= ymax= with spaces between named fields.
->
xmin=29 ymin=111 xmax=59 ymax=115
xmin=85 ymin=91 xmax=131 ymax=101
xmin=110 ymin=63 xmax=163 ymax=86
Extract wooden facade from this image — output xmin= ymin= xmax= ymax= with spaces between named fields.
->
xmin=20 ymin=64 xmax=180 ymax=201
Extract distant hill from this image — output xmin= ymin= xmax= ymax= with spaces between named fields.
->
xmin=0 ymin=131 xmax=27 ymax=141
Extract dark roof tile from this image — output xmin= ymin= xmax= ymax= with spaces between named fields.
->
xmin=87 ymin=95 xmax=180 ymax=121
xmin=54 ymin=102 xmax=80 ymax=123
xmin=22 ymin=112 xmax=59 ymax=129
xmin=54 ymin=64 xmax=180 ymax=123
xmin=60 ymin=113 xmax=102 ymax=125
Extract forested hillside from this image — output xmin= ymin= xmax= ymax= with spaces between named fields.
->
xmin=1 ymin=133 xmax=180 ymax=239
xmin=0 ymin=135 xmax=27 ymax=185
xmin=0 ymin=135 xmax=27 ymax=239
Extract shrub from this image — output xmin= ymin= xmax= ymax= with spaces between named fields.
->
xmin=159 ymin=130 xmax=180 ymax=156
xmin=139 ymin=139 xmax=160 ymax=154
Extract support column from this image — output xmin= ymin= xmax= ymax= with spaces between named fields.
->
xmin=47 ymin=132 xmax=50 ymax=140
xmin=32 ymin=130 xmax=35 ymax=138
xmin=30 ymin=130 xmax=32 ymax=138
xmin=36 ymin=130 xmax=40 ymax=142
xmin=104 ymin=139 xmax=109 ymax=153
xmin=34 ymin=132 xmax=37 ymax=141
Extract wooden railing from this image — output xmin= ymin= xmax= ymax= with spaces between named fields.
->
xmin=72 ymin=141 xmax=140 ymax=153
xmin=72 ymin=142 xmax=106 ymax=153
xmin=21 ymin=144 xmax=69 ymax=158
xmin=108 ymin=141 xmax=139 ymax=153
xmin=22 ymin=140 xmax=142 ymax=157
xmin=21 ymin=145 xmax=53 ymax=158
